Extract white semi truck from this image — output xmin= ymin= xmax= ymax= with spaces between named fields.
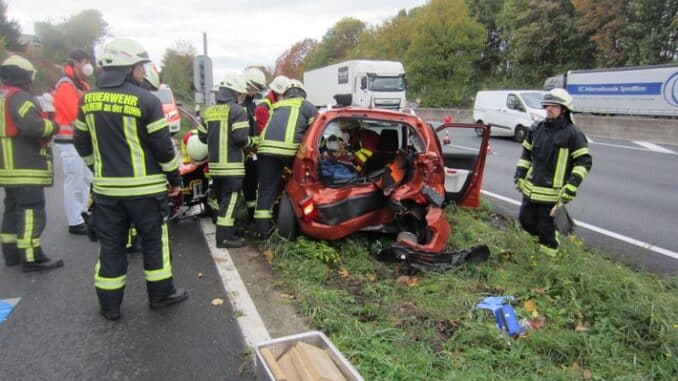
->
xmin=543 ymin=64 xmax=678 ymax=117
xmin=303 ymin=60 xmax=407 ymax=110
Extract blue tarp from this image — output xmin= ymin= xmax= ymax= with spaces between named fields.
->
xmin=321 ymin=161 xmax=358 ymax=181
xmin=0 ymin=298 xmax=20 ymax=325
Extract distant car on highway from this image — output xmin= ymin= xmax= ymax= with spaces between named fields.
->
xmin=151 ymin=85 xmax=181 ymax=134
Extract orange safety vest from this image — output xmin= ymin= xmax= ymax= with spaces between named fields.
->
xmin=0 ymin=85 xmax=21 ymax=137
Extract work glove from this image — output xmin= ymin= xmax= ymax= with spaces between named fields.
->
xmin=515 ymin=178 xmax=525 ymax=193
xmin=559 ymin=184 xmax=577 ymax=203
xmin=249 ymin=136 xmax=261 ymax=148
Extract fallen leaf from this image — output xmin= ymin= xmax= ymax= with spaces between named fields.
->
xmin=408 ymin=277 xmax=419 ymax=287
xmin=262 ymin=250 xmax=274 ymax=263
xmin=214 ymin=257 xmax=227 ymax=263
xmin=532 ymin=287 xmax=546 ymax=295
xmin=280 ymin=293 xmax=295 ymax=300
xmin=337 ymin=268 xmax=350 ymax=278
xmin=571 ymin=361 xmax=580 ymax=370
xmin=396 ymin=275 xmax=411 ymax=285
xmin=211 ymin=298 xmax=224 ymax=306
xmin=575 ymin=320 xmax=589 ymax=332
xmin=582 ymin=369 xmax=592 ymax=379
xmin=367 ymin=273 xmax=376 ymax=282
xmin=197 ymin=272 xmax=203 ymax=279
xmin=524 ymin=300 xmax=539 ymax=315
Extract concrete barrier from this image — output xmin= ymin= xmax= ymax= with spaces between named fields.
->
xmin=415 ymin=108 xmax=678 ymax=145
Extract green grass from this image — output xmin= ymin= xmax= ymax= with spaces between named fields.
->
xmin=259 ymin=202 xmax=677 ymax=380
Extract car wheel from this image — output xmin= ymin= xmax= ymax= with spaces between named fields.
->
xmin=514 ymin=125 xmax=528 ymax=142
xmin=474 ymin=121 xmax=485 ymax=137
xmin=277 ymin=192 xmax=298 ymax=242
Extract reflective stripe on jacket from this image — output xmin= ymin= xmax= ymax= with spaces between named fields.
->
xmin=514 ymin=117 xmax=592 ymax=203
xmin=258 ymin=97 xmax=317 ymax=157
xmin=74 ymin=73 xmax=179 ymax=198
xmin=0 ymin=86 xmax=57 ymax=187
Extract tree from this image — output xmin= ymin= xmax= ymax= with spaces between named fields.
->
xmin=405 ymin=0 xmax=486 ymax=107
xmin=0 ymin=0 xmax=23 ymax=52
xmin=160 ymin=41 xmax=196 ymax=103
xmin=499 ymin=0 xmax=590 ymax=86
xmin=302 ymin=17 xmax=366 ymax=71
xmin=35 ymin=9 xmax=109 ymax=64
xmin=351 ymin=9 xmax=415 ymax=61
xmin=573 ymin=0 xmax=627 ymax=67
xmin=623 ymin=0 xmax=678 ymax=64
xmin=275 ymin=38 xmax=317 ymax=79
xmin=466 ymin=0 xmax=507 ymax=85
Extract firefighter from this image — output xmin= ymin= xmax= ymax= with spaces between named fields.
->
xmin=241 ymin=67 xmax=267 ymax=224
xmin=197 ymin=74 xmax=256 ymax=248
xmin=254 ymin=79 xmax=318 ymax=239
xmin=338 ymin=119 xmax=380 ymax=174
xmin=0 ymin=55 xmax=63 ymax=271
xmin=514 ymin=88 xmax=592 ymax=257
xmin=254 ymin=75 xmax=290 ymax=134
xmin=53 ymin=49 xmax=94 ymax=235
xmin=74 ymin=38 xmax=187 ymax=320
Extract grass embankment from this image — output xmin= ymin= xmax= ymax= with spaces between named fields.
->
xmin=260 ymin=202 xmax=677 ymax=380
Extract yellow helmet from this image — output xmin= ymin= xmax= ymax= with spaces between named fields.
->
xmin=243 ymin=67 xmax=266 ymax=91
xmin=541 ymin=88 xmax=574 ymax=111
xmin=220 ymin=74 xmax=248 ymax=94
xmin=100 ymin=38 xmax=151 ymax=68
xmin=268 ymin=75 xmax=290 ymax=95
xmin=1 ymin=55 xmax=37 ymax=81
xmin=143 ymin=63 xmax=161 ymax=90
xmin=186 ymin=135 xmax=208 ymax=162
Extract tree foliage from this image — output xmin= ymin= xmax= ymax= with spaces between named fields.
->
xmin=0 ymin=0 xmax=22 ymax=52
xmin=34 ymin=9 xmax=109 ymax=64
xmin=160 ymin=41 xmax=196 ymax=103
xmin=351 ymin=9 xmax=415 ymax=61
xmin=405 ymin=0 xmax=485 ymax=106
xmin=302 ymin=17 xmax=366 ymax=71
xmin=275 ymin=38 xmax=317 ymax=79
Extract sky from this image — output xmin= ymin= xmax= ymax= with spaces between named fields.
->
xmin=8 ymin=0 xmax=427 ymax=80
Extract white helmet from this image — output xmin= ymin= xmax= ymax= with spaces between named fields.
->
xmin=143 ymin=63 xmax=161 ymax=90
xmin=220 ymin=74 xmax=248 ymax=94
xmin=268 ymin=75 xmax=290 ymax=95
xmin=243 ymin=67 xmax=266 ymax=91
xmin=100 ymin=38 xmax=151 ymax=68
xmin=186 ymin=135 xmax=208 ymax=162
xmin=541 ymin=88 xmax=574 ymax=111
xmin=285 ymin=79 xmax=305 ymax=92
xmin=1 ymin=55 xmax=36 ymax=81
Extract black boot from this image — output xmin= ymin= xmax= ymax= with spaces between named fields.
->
xmin=97 ymin=288 xmax=123 ymax=321
xmin=2 ymin=243 xmax=20 ymax=266
xmin=216 ymin=226 xmax=246 ymax=248
xmin=100 ymin=308 xmax=122 ymax=321
xmin=149 ymin=288 xmax=188 ymax=309
xmin=22 ymin=256 xmax=64 ymax=272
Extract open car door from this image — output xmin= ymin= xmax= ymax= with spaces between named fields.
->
xmin=435 ymin=123 xmax=490 ymax=208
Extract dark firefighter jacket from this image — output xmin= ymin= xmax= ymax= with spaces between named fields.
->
xmin=514 ymin=116 xmax=592 ymax=203
xmin=0 ymin=85 xmax=57 ymax=187
xmin=197 ymin=88 xmax=253 ymax=177
xmin=258 ymin=95 xmax=317 ymax=157
xmin=73 ymin=70 xmax=180 ymax=198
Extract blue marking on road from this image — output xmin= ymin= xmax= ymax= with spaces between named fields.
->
xmin=0 ymin=298 xmax=21 ymax=325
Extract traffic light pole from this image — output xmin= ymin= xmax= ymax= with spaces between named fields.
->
xmin=203 ymin=32 xmax=209 ymax=106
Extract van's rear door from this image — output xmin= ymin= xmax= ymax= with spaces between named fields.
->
xmin=434 ymin=123 xmax=490 ymax=208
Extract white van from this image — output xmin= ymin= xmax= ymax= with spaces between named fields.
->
xmin=472 ymin=90 xmax=547 ymax=142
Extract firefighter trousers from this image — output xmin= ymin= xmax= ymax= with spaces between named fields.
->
xmin=254 ymin=154 xmax=293 ymax=236
xmin=212 ymin=176 xmax=243 ymax=241
xmin=93 ymin=194 xmax=176 ymax=310
xmin=242 ymin=156 xmax=258 ymax=221
xmin=518 ymin=198 xmax=559 ymax=257
xmin=1 ymin=187 xmax=48 ymax=265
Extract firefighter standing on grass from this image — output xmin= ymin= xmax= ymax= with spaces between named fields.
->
xmin=241 ymin=67 xmax=267 ymax=223
xmin=514 ymin=88 xmax=592 ymax=257
xmin=198 ymin=74 xmax=257 ymax=248
xmin=0 ymin=55 xmax=63 ymax=271
xmin=254 ymin=79 xmax=317 ymax=239
xmin=74 ymin=38 xmax=187 ymax=320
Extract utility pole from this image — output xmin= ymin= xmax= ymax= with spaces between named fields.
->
xmin=202 ymin=32 xmax=209 ymax=106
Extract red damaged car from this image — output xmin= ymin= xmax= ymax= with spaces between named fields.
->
xmin=277 ymin=107 xmax=491 ymax=268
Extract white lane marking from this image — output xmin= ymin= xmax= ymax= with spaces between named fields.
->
xmin=200 ymin=219 xmax=270 ymax=347
xmin=589 ymin=141 xmax=653 ymax=151
xmin=481 ymin=190 xmax=678 ymax=260
xmin=632 ymin=141 xmax=677 ymax=154
xmin=587 ymin=136 xmax=595 ymax=143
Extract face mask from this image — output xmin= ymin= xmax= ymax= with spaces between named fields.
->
xmin=82 ymin=63 xmax=94 ymax=77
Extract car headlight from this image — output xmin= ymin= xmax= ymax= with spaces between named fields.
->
xmin=530 ymin=112 xmax=543 ymax=122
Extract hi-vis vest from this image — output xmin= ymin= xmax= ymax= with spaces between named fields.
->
xmin=258 ymin=98 xmax=316 ymax=157
xmin=0 ymin=85 xmax=55 ymax=187
xmin=199 ymin=102 xmax=251 ymax=177
xmin=0 ymin=86 xmax=20 ymax=137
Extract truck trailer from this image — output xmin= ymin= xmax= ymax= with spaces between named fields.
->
xmin=543 ymin=64 xmax=678 ymax=117
xmin=303 ymin=60 xmax=407 ymax=110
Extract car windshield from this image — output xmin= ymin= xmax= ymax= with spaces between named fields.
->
xmin=521 ymin=92 xmax=546 ymax=108
xmin=151 ymin=88 xmax=174 ymax=105
xmin=369 ymin=76 xmax=406 ymax=92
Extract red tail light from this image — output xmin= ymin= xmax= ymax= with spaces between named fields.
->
xmin=299 ymin=195 xmax=318 ymax=222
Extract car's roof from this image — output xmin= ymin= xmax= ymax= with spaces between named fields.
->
xmin=320 ymin=107 xmax=423 ymax=123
